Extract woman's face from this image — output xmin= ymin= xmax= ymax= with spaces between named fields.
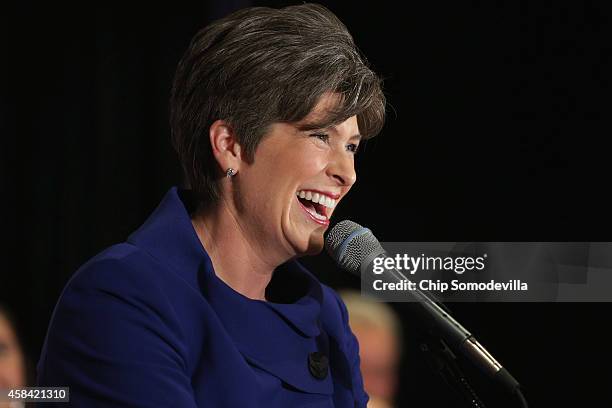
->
xmin=235 ymin=94 xmax=360 ymax=258
xmin=0 ymin=312 xmax=26 ymax=392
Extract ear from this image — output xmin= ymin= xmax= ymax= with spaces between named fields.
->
xmin=209 ymin=119 xmax=242 ymax=174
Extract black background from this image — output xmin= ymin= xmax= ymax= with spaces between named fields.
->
xmin=3 ymin=1 xmax=611 ymax=406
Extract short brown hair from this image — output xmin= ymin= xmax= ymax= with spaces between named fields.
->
xmin=170 ymin=3 xmax=385 ymax=204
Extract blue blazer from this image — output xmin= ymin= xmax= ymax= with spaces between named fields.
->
xmin=37 ymin=187 xmax=369 ymax=407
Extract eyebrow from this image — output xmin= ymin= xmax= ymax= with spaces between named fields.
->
xmin=325 ymin=125 xmax=361 ymax=141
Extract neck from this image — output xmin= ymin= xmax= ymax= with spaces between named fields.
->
xmin=191 ymin=200 xmax=286 ymax=301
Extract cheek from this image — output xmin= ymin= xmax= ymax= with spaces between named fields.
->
xmin=284 ymin=148 xmax=328 ymax=178
xmin=240 ymin=163 xmax=295 ymax=218
xmin=244 ymin=143 xmax=328 ymax=214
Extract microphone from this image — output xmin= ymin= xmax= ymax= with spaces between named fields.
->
xmin=325 ymin=220 xmax=525 ymax=402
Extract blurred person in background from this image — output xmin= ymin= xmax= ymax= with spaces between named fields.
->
xmin=0 ymin=306 xmax=26 ymax=408
xmin=341 ymin=290 xmax=402 ymax=408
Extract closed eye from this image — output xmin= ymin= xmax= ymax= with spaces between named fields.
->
xmin=310 ymin=133 xmax=329 ymax=143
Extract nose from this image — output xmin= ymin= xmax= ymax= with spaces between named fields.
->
xmin=327 ymin=151 xmax=357 ymax=187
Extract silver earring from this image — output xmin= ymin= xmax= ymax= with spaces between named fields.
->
xmin=226 ymin=168 xmax=237 ymax=178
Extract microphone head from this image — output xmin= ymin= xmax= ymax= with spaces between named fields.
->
xmin=324 ymin=220 xmax=385 ymax=275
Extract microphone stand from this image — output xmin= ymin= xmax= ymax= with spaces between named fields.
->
xmin=383 ymin=266 xmax=529 ymax=407
xmin=419 ymin=333 xmax=487 ymax=408
xmin=324 ymin=221 xmax=528 ymax=407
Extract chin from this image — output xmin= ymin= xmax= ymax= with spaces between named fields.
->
xmin=286 ymin=226 xmax=325 ymax=257
xmin=303 ymin=228 xmax=325 ymax=256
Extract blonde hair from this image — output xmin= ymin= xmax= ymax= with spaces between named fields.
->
xmin=339 ymin=289 xmax=402 ymax=343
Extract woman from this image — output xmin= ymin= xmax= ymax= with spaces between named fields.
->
xmin=38 ymin=4 xmax=385 ymax=407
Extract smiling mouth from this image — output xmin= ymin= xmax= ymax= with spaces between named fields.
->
xmin=296 ymin=190 xmax=337 ymax=225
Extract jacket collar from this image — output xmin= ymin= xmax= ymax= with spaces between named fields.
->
xmin=127 ymin=188 xmax=204 ymax=281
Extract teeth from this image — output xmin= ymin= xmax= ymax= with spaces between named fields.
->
xmin=309 ymin=210 xmax=327 ymax=221
xmin=296 ymin=190 xmax=337 ymax=209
